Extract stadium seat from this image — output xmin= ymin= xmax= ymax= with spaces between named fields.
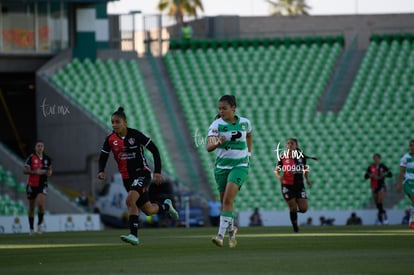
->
xmin=49 ymin=59 xmax=177 ymax=178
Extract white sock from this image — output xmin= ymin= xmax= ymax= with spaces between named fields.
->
xmin=218 ymin=216 xmax=232 ymax=238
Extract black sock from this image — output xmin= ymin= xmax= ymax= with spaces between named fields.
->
xmin=129 ymin=215 xmax=139 ymax=236
xmin=377 ymin=203 xmax=384 ymax=222
xmin=38 ymin=212 xmax=44 ymax=225
xmin=290 ymin=211 xmax=299 ymax=232
xmin=158 ymin=202 xmax=169 ymax=213
xmin=29 ymin=217 xmax=34 ymax=230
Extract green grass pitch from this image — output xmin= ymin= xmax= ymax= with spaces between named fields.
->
xmin=0 ymin=225 xmax=413 ymax=274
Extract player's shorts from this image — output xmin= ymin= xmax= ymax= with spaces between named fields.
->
xmin=281 ymin=182 xmax=307 ymax=201
xmin=372 ymin=184 xmax=387 ymax=193
xmin=26 ymin=184 xmax=48 ymax=200
xmin=123 ymin=169 xmax=151 ymax=208
xmin=403 ymin=179 xmax=414 ymax=197
xmin=214 ymin=166 xmax=249 ymax=192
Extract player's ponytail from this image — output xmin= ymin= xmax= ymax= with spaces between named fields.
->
xmin=112 ymin=106 xmax=127 ymax=120
xmin=289 ymin=138 xmax=318 ymax=161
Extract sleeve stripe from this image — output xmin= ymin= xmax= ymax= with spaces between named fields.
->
xmin=144 ymin=139 xmax=151 ymax=148
xmin=101 ymin=149 xmax=110 ymax=154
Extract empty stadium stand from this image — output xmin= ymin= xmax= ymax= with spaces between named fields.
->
xmin=49 ymin=59 xmax=177 ymax=178
xmin=165 ymin=34 xmax=413 ymax=211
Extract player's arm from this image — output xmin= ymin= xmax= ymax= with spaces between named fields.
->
xmin=207 ymin=136 xmax=225 ymax=152
xmin=304 ymin=170 xmax=312 ymax=188
xmin=383 ymin=164 xmax=392 ymax=178
xmin=246 ymin=131 xmax=252 ymax=157
xmin=274 ymin=161 xmax=282 ymax=180
xmin=46 ymin=160 xmax=53 ymax=177
xmin=397 ymin=166 xmax=406 ymax=192
xmin=98 ymin=138 xmax=110 ymax=180
xmin=145 ymin=140 xmax=162 ymax=174
xmin=139 ymin=132 xmax=162 ymax=184
xmin=364 ymin=166 xmax=371 ymax=179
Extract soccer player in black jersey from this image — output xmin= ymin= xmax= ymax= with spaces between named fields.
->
xmin=274 ymin=138 xmax=314 ymax=233
xmin=364 ymin=153 xmax=392 ymax=224
xmin=98 ymin=107 xmax=179 ymax=246
xmin=23 ymin=141 xmax=52 ymax=235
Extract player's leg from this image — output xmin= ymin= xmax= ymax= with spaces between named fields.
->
xmin=121 ymin=190 xmax=140 ymax=244
xmin=226 ymin=167 xmax=247 ymax=248
xmin=120 ymin=175 xmax=147 ymax=245
xmin=377 ymin=189 xmax=387 ymax=224
xmin=139 ymin=193 xmax=179 ymax=220
xmin=404 ymin=180 xmax=414 ymax=228
xmin=372 ymin=191 xmax=383 ymax=224
xmin=212 ymin=167 xmax=247 ymax=248
xmin=212 ymin=183 xmax=239 ymax=247
xmin=287 ymin=199 xmax=299 ymax=232
xmin=26 ymin=185 xmax=36 ymax=235
xmin=211 ymin=168 xmax=229 ymax=247
xmin=28 ymin=199 xmax=36 ymax=235
xmin=297 ymin=198 xmax=308 ymax=213
xmin=36 ymin=193 xmax=47 ymax=234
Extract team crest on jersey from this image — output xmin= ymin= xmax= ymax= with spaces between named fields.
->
xmin=128 ymin=137 xmax=135 ymax=145
xmin=34 ymin=159 xmax=38 ymax=164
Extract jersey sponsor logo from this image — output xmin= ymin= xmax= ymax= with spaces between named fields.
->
xmin=113 ymin=140 xmax=118 ymax=146
xmin=118 ymin=152 xmax=137 ymax=160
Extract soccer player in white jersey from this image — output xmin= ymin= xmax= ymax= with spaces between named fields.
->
xmin=207 ymin=95 xmax=252 ymax=248
xmin=397 ymin=139 xmax=414 ymax=229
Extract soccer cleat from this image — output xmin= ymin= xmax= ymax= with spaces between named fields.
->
xmin=212 ymin=235 xmax=224 ymax=248
xmin=37 ymin=224 xmax=43 ymax=234
xmin=409 ymin=221 xmax=414 ymax=229
xmin=120 ymin=234 xmax=139 ymax=246
xmin=229 ymin=227 xmax=238 ymax=248
xmin=29 ymin=229 xmax=35 ymax=236
xmin=164 ymin=199 xmax=179 ymax=220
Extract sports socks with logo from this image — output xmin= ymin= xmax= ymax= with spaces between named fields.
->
xmin=217 ymin=211 xmax=233 ymax=238
xmin=129 ymin=215 xmax=139 ymax=236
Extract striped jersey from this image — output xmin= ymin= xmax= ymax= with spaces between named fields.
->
xmin=400 ymin=153 xmax=414 ymax=181
xmin=208 ymin=116 xmax=252 ymax=169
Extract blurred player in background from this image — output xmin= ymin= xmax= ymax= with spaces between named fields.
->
xmin=364 ymin=153 xmax=392 ymax=224
xmin=274 ymin=138 xmax=314 ymax=233
xmin=23 ymin=140 xmax=52 ymax=235
xmin=98 ymin=107 xmax=179 ymax=246
xmin=397 ymin=139 xmax=414 ymax=229
xmin=207 ymin=95 xmax=252 ymax=248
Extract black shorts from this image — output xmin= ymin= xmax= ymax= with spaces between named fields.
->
xmin=281 ymin=183 xmax=307 ymax=201
xmin=123 ymin=170 xmax=151 ymax=208
xmin=26 ymin=184 xmax=48 ymax=200
xmin=372 ymin=184 xmax=387 ymax=193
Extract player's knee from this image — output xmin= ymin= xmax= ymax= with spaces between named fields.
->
xmin=298 ymin=207 xmax=308 ymax=213
xmin=141 ymin=204 xmax=157 ymax=216
xmin=125 ymin=196 xmax=136 ymax=207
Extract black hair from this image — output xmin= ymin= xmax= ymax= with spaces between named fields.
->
xmin=35 ymin=140 xmax=44 ymax=145
xmin=220 ymin=95 xmax=237 ymax=107
xmin=215 ymin=95 xmax=237 ymax=119
xmin=288 ymin=137 xmax=318 ymax=161
xmin=373 ymin=153 xmax=381 ymax=159
xmin=112 ymin=106 xmax=127 ymax=120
